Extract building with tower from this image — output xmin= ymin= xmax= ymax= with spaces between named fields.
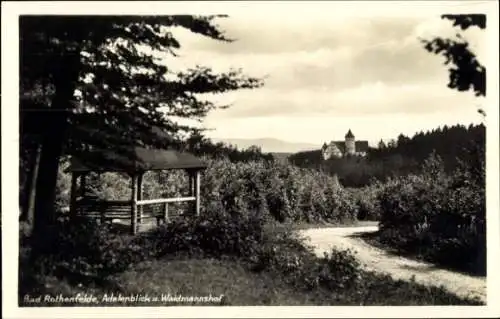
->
xmin=321 ymin=129 xmax=369 ymax=160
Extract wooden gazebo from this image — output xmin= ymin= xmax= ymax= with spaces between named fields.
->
xmin=68 ymin=146 xmax=207 ymax=234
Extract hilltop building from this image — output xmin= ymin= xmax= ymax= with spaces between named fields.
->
xmin=321 ymin=129 xmax=369 ymax=160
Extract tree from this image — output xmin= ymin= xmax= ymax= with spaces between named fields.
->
xmin=20 ymin=15 xmax=262 ymax=234
xmin=387 ymin=139 xmax=397 ymax=149
xmin=397 ymin=134 xmax=410 ymax=146
xmin=378 ymin=139 xmax=386 ymax=149
xmin=246 ymin=145 xmax=262 ymax=153
xmin=420 ymin=14 xmax=486 ymax=102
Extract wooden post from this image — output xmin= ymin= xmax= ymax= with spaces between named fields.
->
xmin=137 ymin=172 xmax=143 ymax=225
xmin=194 ymin=170 xmax=201 ymax=216
xmin=186 ymin=170 xmax=193 ymax=215
xmin=163 ymin=202 xmax=169 ymax=224
xmin=189 ymin=170 xmax=196 ymax=214
xmin=70 ymin=173 xmax=78 ymax=217
xmin=130 ymin=174 xmax=138 ymax=235
xmin=100 ymin=205 xmax=106 ymax=225
xmin=188 ymin=170 xmax=194 ymax=196
xmin=80 ymin=173 xmax=87 ymax=215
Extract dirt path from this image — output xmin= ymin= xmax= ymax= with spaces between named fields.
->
xmin=299 ymin=225 xmax=486 ymax=303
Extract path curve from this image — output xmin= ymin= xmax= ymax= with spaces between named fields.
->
xmin=299 ymin=225 xmax=486 ymax=303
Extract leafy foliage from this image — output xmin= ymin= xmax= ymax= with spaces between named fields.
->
xmin=205 ymin=159 xmax=356 ymax=223
xmin=21 ymin=15 xmax=263 ymax=154
xmin=19 ymin=15 xmax=263 ymax=233
xmin=53 ymin=153 xmax=358 ymax=224
xmin=420 ymin=14 xmax=486 ymax=97
xmin=349 ymin=183 xmax=384 ymax=221
xmin=22 ymin=145 xmax=486 ymax=304
xmin=185 ymin=132 xmax=274 ymax=162
xmin=253 ymin=231 xmax=363 ymax=292
xmin=138 ymin=209 xmax=267 ymax=260
xmin=376 ymin=151 xmax=485 ymax=275
xmin=24 ymin=217 xmax=147 ymax=288
xmin=20 ymin=207 xmax=482 ymax=306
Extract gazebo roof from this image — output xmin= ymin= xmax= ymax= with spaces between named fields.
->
xmin=69 ymin=146 xmax=207 ymax=173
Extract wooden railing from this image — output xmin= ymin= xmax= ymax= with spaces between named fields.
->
xmin=136 ymin=196 xmax=196 ymax=226
xmin=136 ymin=196 xmax=196 ymax=205
xmin=74 ymin=196 xmax=197 ymax=230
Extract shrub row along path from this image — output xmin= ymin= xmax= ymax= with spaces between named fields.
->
xmin=299 ymin=224 xmax=486 ymax=303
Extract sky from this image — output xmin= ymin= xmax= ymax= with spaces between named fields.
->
xmin=160 ymin=6 xmax=487 ymax=146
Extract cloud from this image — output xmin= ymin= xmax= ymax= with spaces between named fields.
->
xmin=204 ymin=80 xmax=483 ymax=119
xmin=158 ymin=12 xmax=487 ymax=141
xmin=174 ymin=15 xmax=420 ymax=55
xmin=165 ymin=14 xmax=485 ymax=94
xmin=163 ymin=37 xmax=446 ymax=94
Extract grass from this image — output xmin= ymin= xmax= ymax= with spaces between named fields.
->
xmin=111 ymin=257 xmax=331 ymax=306
xmin=20 ymin=256 xmax=344 ymax=306
xmin=20 ymin=254 xmax=482 ymax=307
xmin=18 ymin=219 xmax=483 ymax=307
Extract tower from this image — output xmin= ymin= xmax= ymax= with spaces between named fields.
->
xmin=345 ymin=129 xmax=355 ymax=155
xmin=321 ymin=142 xmax=330 ymax=160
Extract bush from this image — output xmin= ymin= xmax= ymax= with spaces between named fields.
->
xmin=200 ymin=159 xmax=357 ymax=224
xmin=349 ymin=182 xmax=383 ymax=221
xmin=26 ymin=217 xmax=149 ymax=285
xmin=139 ymin=207 xmax=364 ymax=294
xmin=314 ymin=249 xmax=363 ymax=290
xmin=21 ymin=207 xmax=270 ymax=294
xmin=250 ymin=223 xmax=363 ymax=292
xmin=54 ymin=159 xmax=72 ymax=211
xmin=375 ymin=153 xmax=486 ymax=275
xmin=139 ymin=207 xmax=267 ymax=260
xmin=53 ymin=156 xmax=359 ymax=226
xmin=250 ymin=224 xmax=314 ymax=273
xmin=20 ymin=205 xmax=483 ymax=306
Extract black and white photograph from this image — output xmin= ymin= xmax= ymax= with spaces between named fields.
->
xmin=2 ymin=1 xmax=500 ymax=318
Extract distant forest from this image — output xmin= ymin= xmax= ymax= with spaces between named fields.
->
xmin=288 ymin=124 xmax=485 ymax=187
xmin=184 ymin=132 xmax=275 ymax=162
xmin=161 ymin=124 xmax=486 ymax=188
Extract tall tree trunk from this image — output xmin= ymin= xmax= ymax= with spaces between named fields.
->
xmin=19 ymin=140 xmax=34 ymax=220
xmin=32 ymin=53 xmax=79 ymax=234
xmin=20 ymin=143 xmax=42 ymax=231
xmin=32 ymin=110 xmax=68 ymax=233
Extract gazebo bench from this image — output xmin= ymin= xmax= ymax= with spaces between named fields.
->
xmin=76 ymin=200 xmax=134 ymax=223
xmin=76 ymin=199 xmax=188 ymax=225
xmin=68 ymin=146 xmax=207 ymax=234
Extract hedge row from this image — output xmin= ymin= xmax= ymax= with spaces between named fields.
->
xmin=55 ymin=157 xmax=360 ymax=224
xmin=376 ymin=154 xmax=486 ymax=275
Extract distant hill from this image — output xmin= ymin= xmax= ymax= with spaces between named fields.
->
xmin=210 ymin=137 xmax=320 ymax=153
